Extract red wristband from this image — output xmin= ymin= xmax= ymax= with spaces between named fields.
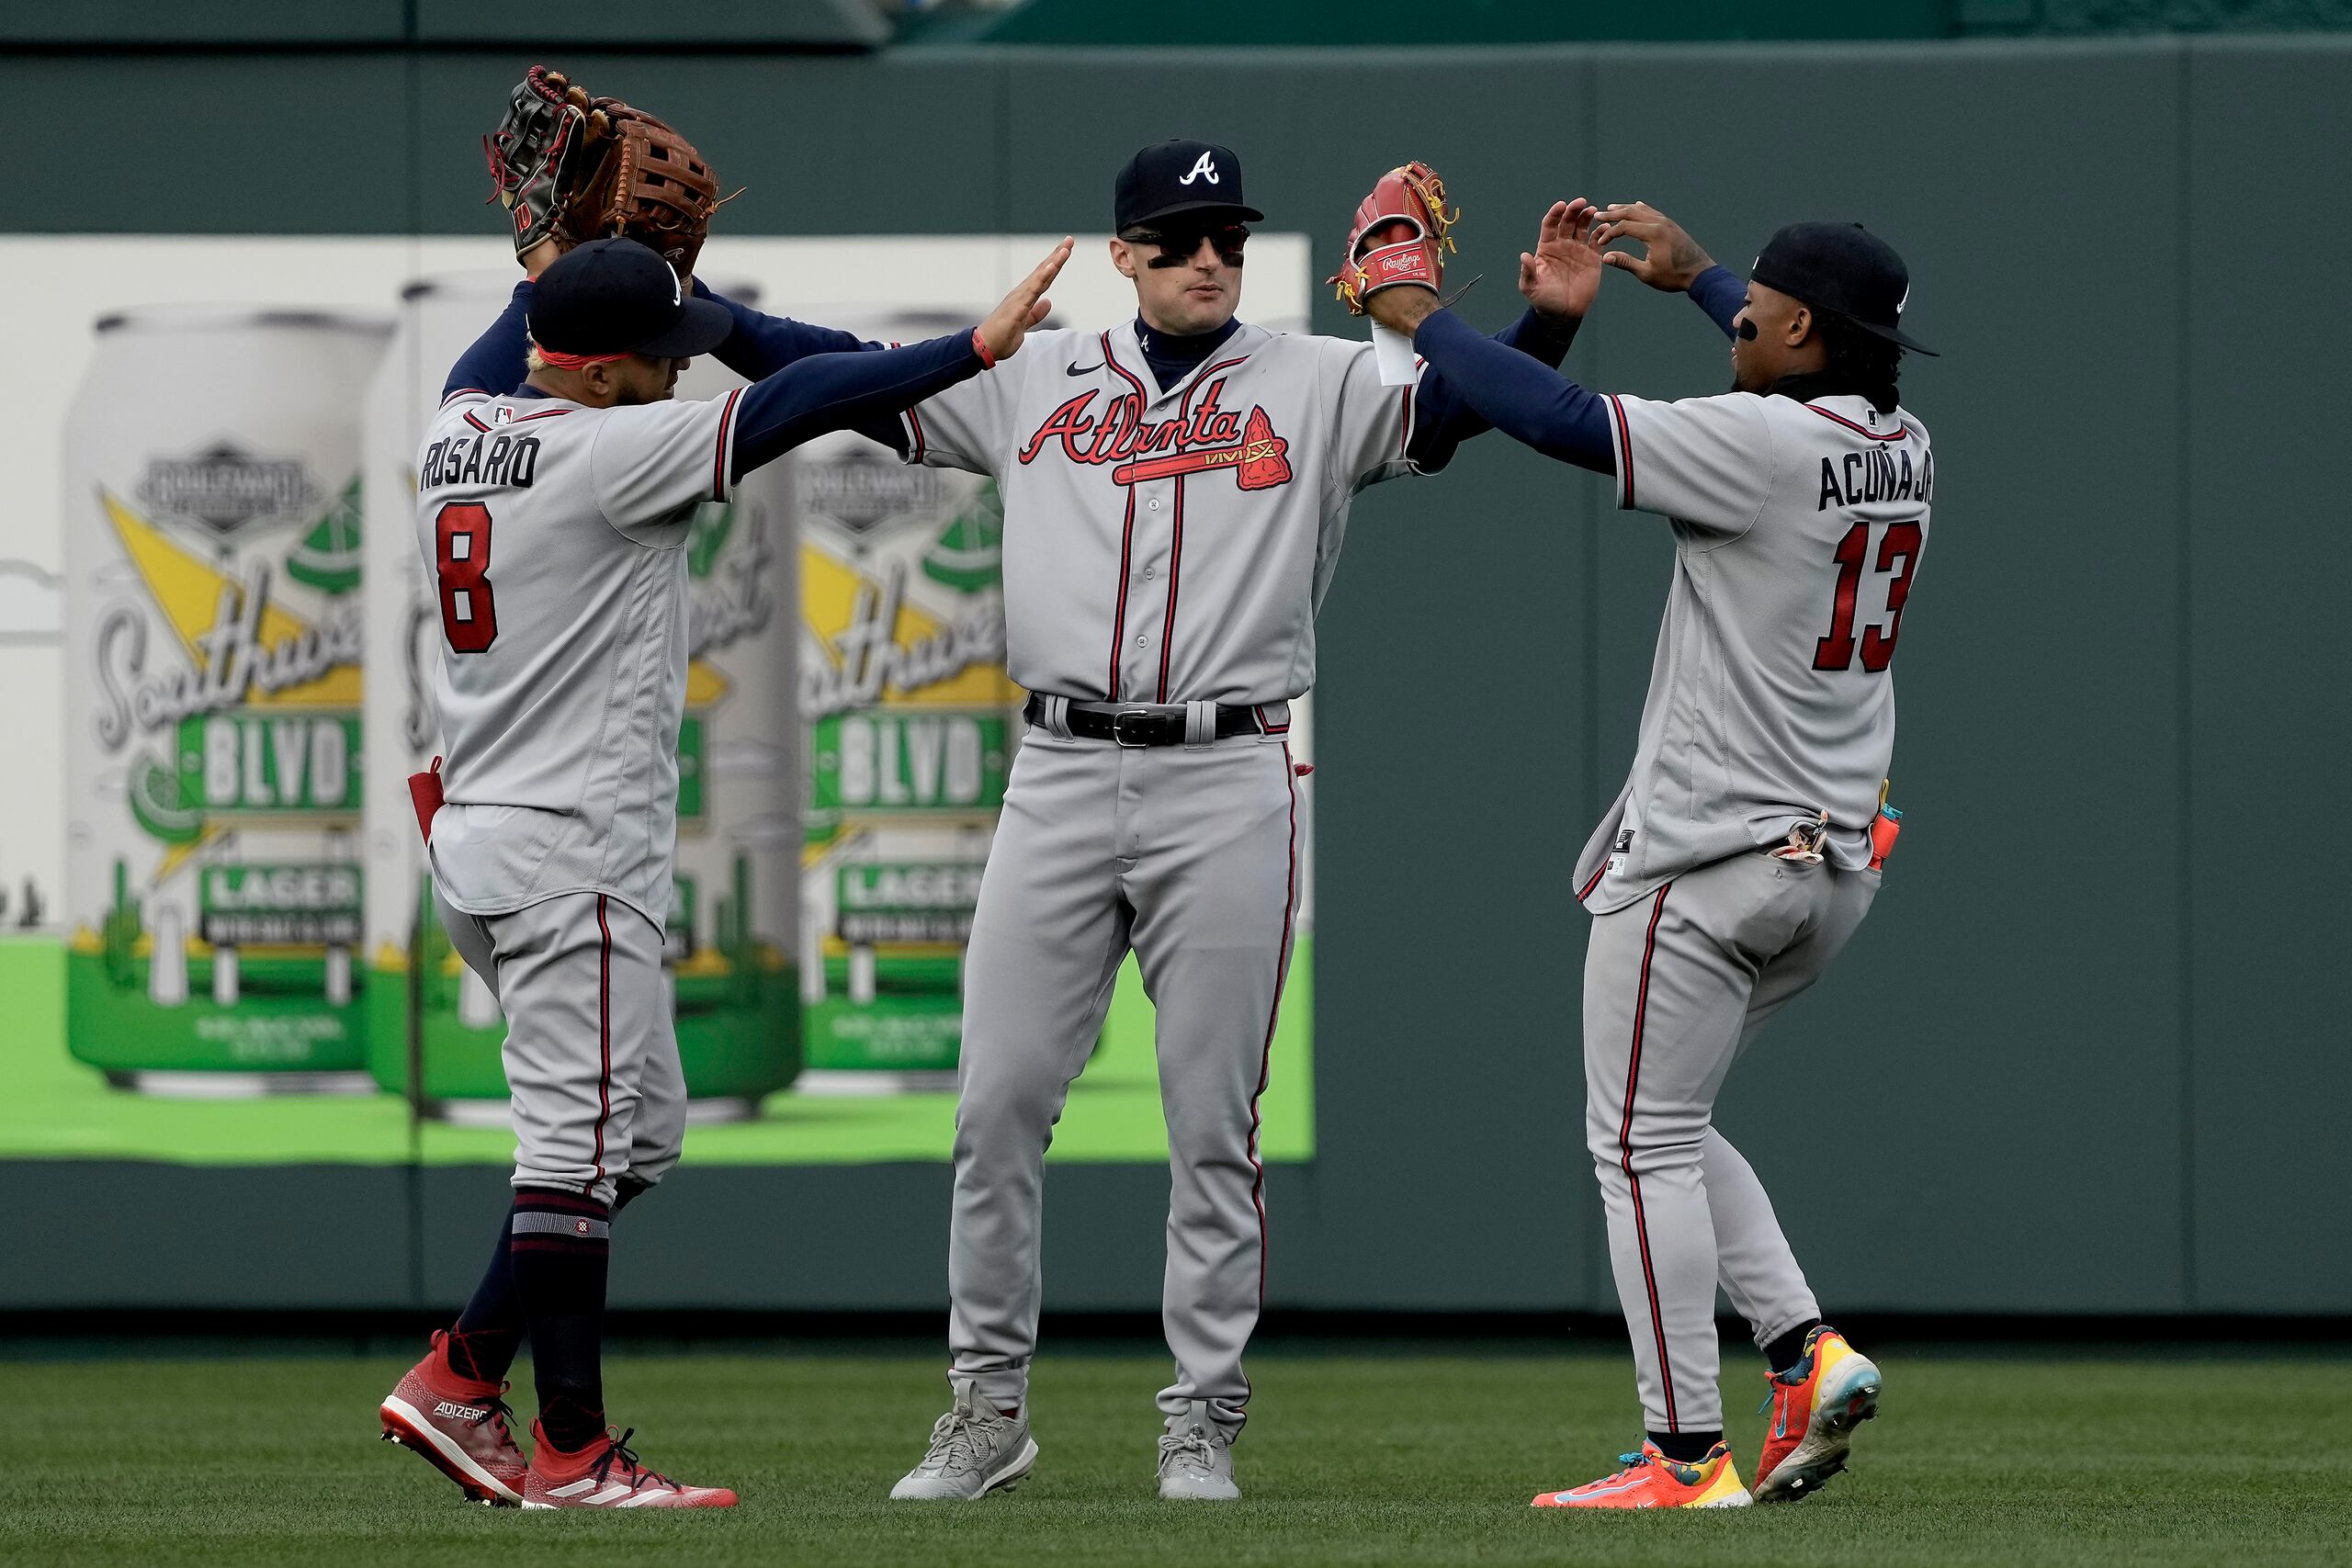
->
xmin=970 ymin=327 xmax=996 ymax=369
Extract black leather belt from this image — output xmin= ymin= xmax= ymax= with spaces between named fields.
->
xmin=1024 ymin=694 xmax=1266 ymax=747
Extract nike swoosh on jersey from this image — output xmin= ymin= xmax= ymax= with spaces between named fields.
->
xmin=1067 ymin=362 xmax=1103 ymax=377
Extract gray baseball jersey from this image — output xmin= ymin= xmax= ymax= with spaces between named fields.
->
xmin=1575 ymin=390 xmax=1933 ymax=913
xmin=899 ymin=321 xmax=1422 ymax=704
xmin=417 ymin=385 xmax=744 ymax=932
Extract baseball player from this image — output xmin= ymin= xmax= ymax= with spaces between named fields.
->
xmin=816 ymin=141 xmax=1587 ymax=1504
xmin=377 ymin=232 xmax=1070 ymax=1510
xmin=1363 ymin=200 xmax=1934 ymax=1508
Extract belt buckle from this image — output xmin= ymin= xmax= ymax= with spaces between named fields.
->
xmin=1109 ymin=706 xmax=1156 ymax=749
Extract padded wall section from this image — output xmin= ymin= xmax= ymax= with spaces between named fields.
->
xmin=2182 ymin=38 xmax=2352 ymax=1312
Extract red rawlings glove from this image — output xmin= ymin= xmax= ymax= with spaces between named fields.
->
xmin=1329 ymin=161 xmax=1459 ymax=314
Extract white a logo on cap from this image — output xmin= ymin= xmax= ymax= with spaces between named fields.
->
xmin=1179 ymin=151 xmax=1220 ymax=186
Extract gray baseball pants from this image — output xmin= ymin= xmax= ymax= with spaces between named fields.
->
xmin=947 ymin=716 xmax=1300 ymax=1433
xmin=1584 ymin=851 xmax=1879 ymax=1434
xmin=435 ymin=888 xmax=687 ymax=1207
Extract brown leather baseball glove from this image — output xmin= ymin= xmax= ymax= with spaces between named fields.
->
xmin=484 ymin=67 xmax=724 ymax=276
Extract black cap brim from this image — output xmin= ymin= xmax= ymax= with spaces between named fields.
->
xmin=1851 ymin=315 xmax=1939 ymax=356
xmin=632 ymin=296 xmax=735 ymax=359
xmin=1125 ymin=197 xmax=1266 ymax=230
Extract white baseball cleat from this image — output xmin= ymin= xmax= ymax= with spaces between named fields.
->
xmin=890 ymin=1376 xmax=1038 ymax=1501
xmin=1157 ymin=1400 xmax=1240 ymax=1501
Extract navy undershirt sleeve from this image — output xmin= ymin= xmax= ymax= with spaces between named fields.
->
xmin=1408 ymin=307 xmax=1616 ymax=474
xmin=1406 ymin=308 xmax=1580 ymax=471
xmin=1688 ymin=265 xmax=1745 ymax=339
xmin=695 ymin=280 xmax=911 ymax=455
xmin=730 ymin=330 xmax=984 ymax=482
xmin=443 ymin=281 xmax=533 ymax=402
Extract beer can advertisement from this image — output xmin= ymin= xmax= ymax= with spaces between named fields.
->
xmin=2 ymin=233 xmax=1316 ymax=1172
xmin=63 ymin=306 xmax=391 ymax=1094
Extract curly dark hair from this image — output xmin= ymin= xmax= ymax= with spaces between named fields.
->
xmin=1813 ymin=311 xmax=1904 ymax=414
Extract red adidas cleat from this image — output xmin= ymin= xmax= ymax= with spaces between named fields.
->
xmin=379 ymin=1331 xmax=528 ymax=1506
xmin=1754 ymin=1325 xmax=1882 ymax=1503
xmin=522 ymin=1423 xmax=740 ymax=1509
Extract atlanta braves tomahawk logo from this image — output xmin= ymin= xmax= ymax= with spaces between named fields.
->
xmin=1016 ymin=378 xmax=1293 ymax=491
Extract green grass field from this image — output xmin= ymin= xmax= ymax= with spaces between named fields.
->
xmin=5 ymin=1348 xmax=2348 ymax=1567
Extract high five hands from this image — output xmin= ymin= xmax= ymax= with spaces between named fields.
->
xmin=978 ymin=238 xmax=1075 ymax=364
xmin=1518 ymin=197 xmax=1607 ymax=321
xmin=1369 ymin=196 xmax=1712 ymax=335
xmin=1592 ymin=202 xmax=1716 ymax=293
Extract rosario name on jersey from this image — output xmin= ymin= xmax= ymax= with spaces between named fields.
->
xmin=898 ymin=321 xmax=1423 ymax=706
xmin=1577 ymin=389 xmax=1933 ymax=911
xmin=414 ymin=385 xmax=745 ymax=931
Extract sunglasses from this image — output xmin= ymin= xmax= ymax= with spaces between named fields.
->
xmin=1125 ymin=223 xmax=1250 ymax=268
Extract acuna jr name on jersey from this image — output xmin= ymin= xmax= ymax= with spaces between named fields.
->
xmin=1816 ymin=443 xmax=1932 ymax=510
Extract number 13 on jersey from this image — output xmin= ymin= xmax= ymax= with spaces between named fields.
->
xmin=435 ymin=501 xmax=499 ymax=653
xmin=1814 ymin=518 xmax=1921 ymax=673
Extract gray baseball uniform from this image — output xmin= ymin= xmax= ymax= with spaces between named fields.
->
xmin=420 ymin=299 xmax=990 ymax=1206
xmin=1579 ymin=389 xmax=1933 ymax=1434
xmin=418 ymin=383 xmax=746 ymax=1201
xmin=901 ymin=321 xmax=1427 ymax=1430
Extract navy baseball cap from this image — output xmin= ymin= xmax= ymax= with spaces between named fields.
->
xmin=1114 ymin=140 xmax=1265 ymax=232
xmin=527 ymin=237 xmax=733 ymax=359
xmin=1750 ymin=222 xmax=1938 ymax=356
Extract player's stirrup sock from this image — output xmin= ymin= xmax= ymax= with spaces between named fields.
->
xmin=1650 ymin=1429 xmax=1724 ymax=1463
xmin=1766 ymin=1319 xmax=1826 ymax=1377
xmin=508 ymin=1188 xmax=614 ymax=1452
xmin=442 ymin=1215 xmax=526 ymax=1386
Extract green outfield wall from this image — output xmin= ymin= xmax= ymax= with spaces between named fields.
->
xmin=1 ymin=36 xmax=2344 ymax=1315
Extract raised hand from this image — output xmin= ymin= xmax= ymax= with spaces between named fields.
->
xmin=1594 ymin=202 xmax=1716 ymax=293
xmin=978 ymin=238 xmax=1074 ymax=363
xmin=1519 ymin=197 xmax=1606 ymax=321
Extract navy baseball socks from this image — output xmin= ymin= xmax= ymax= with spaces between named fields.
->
xmin=504 ymin=1189 xmax=614 ymax=1453
xmin=440 ymin=1209 xmax=526 ymax=1385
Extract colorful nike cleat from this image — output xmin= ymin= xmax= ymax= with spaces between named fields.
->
xmin=1532 ymin=1441 xmax=1753 ymax=1509
xmin=1754 ymin=1325 xmax=1882 ymax=1503
xmin=379 ymin=1331 xmax=528 ymax=1506
xmin=522 ymin=1423 xmax=739 ymax=1509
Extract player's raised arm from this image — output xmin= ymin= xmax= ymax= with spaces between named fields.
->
xmin=690 ymin=280 xmax=885 ymax=379
xmin=724 ymin=238 xmax=1070 ymax=479
xmin=439 ymin=241 xmax=567 ymax=405
xmin=895 ymin=236 xmax=1080 ymax=479
xmin=1363 ymin=199 xmax=1621 ymax=474
xmin=1403 ymin=198 xmax=1606 ymax=470
xmin=1594 ymin=201 xmax=1745 ymax=339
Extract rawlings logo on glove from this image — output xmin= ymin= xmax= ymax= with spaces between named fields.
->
xmin=1329 ymin=161 xmax=1459 ymax=314
xmin=484 ymin=66 xmax=725 ymax=277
